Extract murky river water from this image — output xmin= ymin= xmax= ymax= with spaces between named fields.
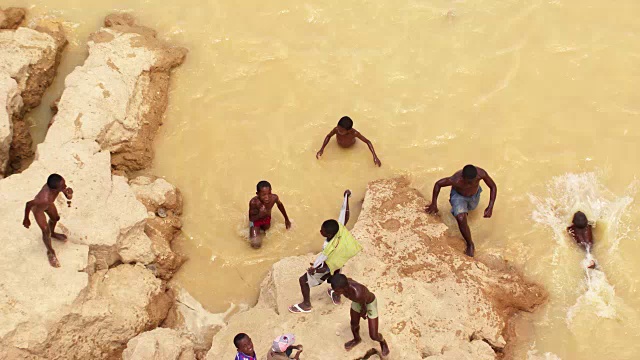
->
xmin=7 ymin=0 xmax=640 ymax=358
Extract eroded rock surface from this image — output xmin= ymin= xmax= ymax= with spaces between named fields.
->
xmin=45 ymin=13 xmax=187 ymax=173
xmin=206 ymin=178 xmax=546 ymax=360
xmin=0 ymin=14 xmax=186 ymax=359
xmin=123 ymin=328 xmax=196 ymax=360
xmin=0 ymin=10 xmax=66 ymax=174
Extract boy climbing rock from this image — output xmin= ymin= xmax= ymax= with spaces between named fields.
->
xmin=23 ymin=174 xmax=74 ymax=268
xmin=316 ymin=116 xmax=382 ymax=166
xmin=248 ymin=180 xmax=291 ymax=248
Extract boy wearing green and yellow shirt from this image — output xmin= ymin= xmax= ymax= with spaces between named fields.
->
xmin=288 ymin=190 xmax=361 ymax=313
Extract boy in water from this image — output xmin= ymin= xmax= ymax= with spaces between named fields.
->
xmin=567 ymin=211 xmax=596 ymax=269
xmin=330 ymin=274 xmax=390 ymax=357
xmin=425 ymin=164 xmax=497 ymax=257
xmin=233 ymin=333 xmax=256 ymax=360
xmin=249 ymin=181 xmax=291 ymax=249
xmin=316 ymin=116 xmax=382 ymax=167
xmin=23 ymin=174 xmax=74 ymax=268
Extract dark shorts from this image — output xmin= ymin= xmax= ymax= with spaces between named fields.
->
xmin=450 ymin=187 xmax=482 ymax=216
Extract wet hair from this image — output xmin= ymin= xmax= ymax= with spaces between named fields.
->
xmin=47 ymin=174 xmax=64 ymax=189
xmin=330 ymin=273 xmax=349 ymax=290
xmin=337 ymin=116 xmax=353 ymax=130
xmin=256 ymin=180 xmax=271 ymax=192
xmin=462 ymin=165 xmax=477 ymax=180
xmin=573 ymin=211 xmax=588 ymax=228
xmin=322 ymin=219 xmax=340 ymax=238
xmin=233 ymin=333 xmax=249 ymax=348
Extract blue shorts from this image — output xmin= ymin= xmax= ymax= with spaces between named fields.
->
xmin=450 ymin=187 xmax=482 ymax=216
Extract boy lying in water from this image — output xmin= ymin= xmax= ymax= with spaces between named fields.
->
xmin=567 ymin=211 xmax=596 ymax=269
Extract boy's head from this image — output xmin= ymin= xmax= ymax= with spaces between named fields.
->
xmin=233 ymin=333 xmax=254 ymax=355
xmin=337 ymin=116 xmax=353 ymax=135
xmin=47 ymin=174 xmax=65 ymax=190
xmin=256 ymin=180 xmax=272 ymax=202
xmin=330 ymin=273 xmax=349 ymax=295
xmin=462 ymin=165 xmax=477 ymax=183
xmin=572 ymin=211 xmax=588 ymax=229
xmin=320 ymin=219 xmax=340 ymax=239
xmin=271 ymin=333 xmax=295 ymax=353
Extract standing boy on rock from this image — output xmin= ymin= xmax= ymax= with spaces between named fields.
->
xmin=316 ymin=116 xmax=382 ymax=166
xmin=330 ymin=274 xmax=390 ymax=357
xmin=425 ymin=164 xmax=497 ymax=257
xmin=23 ymin=173 xmax=73 ymax=268
xmin=288 ymin=190 xmax=361 ymax=313
xmin=249 ymin=180 xmax=291 ymax=249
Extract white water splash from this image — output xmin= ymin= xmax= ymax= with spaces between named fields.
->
xmin=529 ymin=173 xmax=636 ymax=327
xmin=526 ymin=345 xmax=562 ymax=360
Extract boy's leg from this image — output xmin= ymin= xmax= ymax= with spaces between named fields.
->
xmin=297 ymin=274 xmax=312 ymax=310
xmin=249 ymin=225 xmax=261 ymax=248
xmin=345 ymin=307 xmax=362 ymax=351
xmin=34 ymin=210 xmax=59 ymax=267
xmin=45 ymin=204 xmax=66 ymax=241
xmin=454 ymin=212 xmax=474 ymax=257
xmin=367 ymin=317 xmax=390 ymax=356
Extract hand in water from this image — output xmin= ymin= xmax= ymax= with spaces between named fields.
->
xmin=316 ymin=150 xmax=323 ymax=159
xmin=344 ymin=189 xmax=351 ymax=197
xmin=484 ymin=206 xmax=493 ymax=218
xmin=373 ymin=156 xmax=381 ymax=167
xmin=285 ymin=219 xmax=292 ymax=229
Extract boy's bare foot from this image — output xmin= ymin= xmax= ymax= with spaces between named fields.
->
xmin=381 ymin=340 xmax=390 ymax=356
xmin=345 ymin=339 xmax=361 ymax=351
xmin=52 ymin=232 xmax=67 ymax=241
xmin=47 ymin=252 xmax=60 ymax=267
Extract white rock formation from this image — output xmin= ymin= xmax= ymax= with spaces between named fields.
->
xmin=123 ymin=328 xmax=196 ymax=360
xmin=206 ymin=178 xmax=546 ymax=360
xmin=0 ymin=14 xmax=186 ymax=359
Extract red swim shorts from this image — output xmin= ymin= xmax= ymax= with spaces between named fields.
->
xmin=251 ymin=216 xmax=271 ymax=228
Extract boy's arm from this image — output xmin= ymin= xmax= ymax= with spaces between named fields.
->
xmin=23 ymin=200 xmax=34 ymax=228
xmin=344 ymin=190 xmax=351 ymax=225
xmin=481 ymin=171 xmax=498 ymax=218
xmin=275 ymin=196 xmax=292 ymax=229
xmin=248 ymin=199 xmax=260 ymax=222
xmin=354 ymin=131 xmax=381 ymax=167
xmin=425 ymin=177 xmax=453 ymax=214
xmin=316 ymin=128 xmax=337 ymax=159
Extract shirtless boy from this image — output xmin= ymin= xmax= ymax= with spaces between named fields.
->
xmin=23 ymin=174 xmax=73 ymax=267
xmin=425 ymin=165 xmax=497 ymax=257
xmin=316 ymin=116 xmax=382 ymax=167
xmin=567 ymin=211 xmax=596 ymax=269
xmin=330 ymin=274 xmax=390 ymax=357
xmin=248 ymin=180 xmax=291 ymax=248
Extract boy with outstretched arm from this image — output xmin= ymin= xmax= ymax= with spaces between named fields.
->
xmin=248 ymin=180 xmax=291 ymax=248
xmin=316 ymin=116 xmax=381 ymax=166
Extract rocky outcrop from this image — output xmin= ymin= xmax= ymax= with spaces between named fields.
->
xmin=0 ymin=14 xmax=186 ymax=359
xmin=206 ymin=178 xmax=546 ymax=360
xmin=45 ymin=13 xmax=187 ymax=174
xmin=0 ymin=9 xmax=66 ymax=175
xmin=123 ymin=328 xmax=196 ymax=360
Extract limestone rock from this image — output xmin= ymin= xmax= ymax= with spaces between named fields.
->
xmin=123 ymin=328 xmax=196 ymax=360
xmin=130 ymin=175 xmax=185 ymax=279
xmin=45 ymin=14 xmax=187 ymax=173
xmin=0 ymin=17 xmax=66 ymax=173
xmin=206 ymin=177 xmax=546 ymax=360
xmin=0 ymin=77 xmax=20 ymax=177
xmin=0 ymin=7 xmax=25 ymax=30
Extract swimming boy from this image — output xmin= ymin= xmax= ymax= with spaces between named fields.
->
xmin=267 ymin=334 xmax=303 ymax=360
xmin=567 ymin=211 xmax=596 ymax=269
xmin=316 ymin=116 xmax=382 ymax=166
xmin=425 ymin=165 xmax=497 ymax=257
xmin=289 ymin=191 xmax=361 ymax=313
xmin=249 ymin=180 xmax=291 ymax=249
xmin=330 ymin=274 xmax=390 ymax=356
xmin=23 ymin=174 xmax=74 ymax=267
xmin=233 ymin=333 xmax=256 ymax=360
